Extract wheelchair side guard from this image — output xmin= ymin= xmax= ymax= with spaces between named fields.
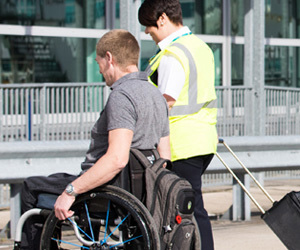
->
xmin=14 ymin=208 xmax=52 ymax=249
xmin=14 ymin=193 xmax=55 ymax=250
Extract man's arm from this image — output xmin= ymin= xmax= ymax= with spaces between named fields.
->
xmin=157 ymin=135 xmax=171 ymax=160
xmin=54 ymin=128 xmax=133 ymax=220
xmin=163 ymin=94 xmax=176 ymax=110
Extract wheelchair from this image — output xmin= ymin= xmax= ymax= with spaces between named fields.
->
xmin=14 ymin=149 xmax=161 ymax=249
xmin=14 ymin=185 xmax=160 ymax=250
xmin=13 ymin=149 xmax=201 ymax=249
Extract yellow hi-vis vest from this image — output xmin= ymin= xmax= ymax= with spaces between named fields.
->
xmin=146 ymin=34 xmax=218 ymax=161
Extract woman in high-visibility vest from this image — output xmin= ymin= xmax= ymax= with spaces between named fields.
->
xmin=139 ymin=1 xmax=218 ymax=249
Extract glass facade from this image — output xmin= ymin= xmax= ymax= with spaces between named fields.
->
xmin=231 ymin=0 xmax=244 ymax=36
xmin=264 ymin=0 xmax=300 ymax=88
xmin=181 ymin=0 xmax=222 ymax=35
xmin=0 ymin=0 xmax=107 ymax=29
xmin=266 ymin=0 xmax=300 ymax=39
xmin=265 ymin=45 xmax=300 ymax=88
xmin=232 ymin=44 xmax=244 ymax=86
xmin=0 ymin=35 xmax=102 ymax=83
xmin=0 ymin=0 xmax=300 ymax=88
xmin=140 ymin=40 xmax=157 ymax=71
xmin=209 ymin=43 xmax=222 ymax=86
xmin=0 ymin=0 xmax=117 ymax=83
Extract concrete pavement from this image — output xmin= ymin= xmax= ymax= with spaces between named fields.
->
xmin=212 ymin=216 xmax=286 ymax=250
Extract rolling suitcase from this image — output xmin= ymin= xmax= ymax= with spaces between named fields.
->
xmin=216 ymin=138 xmax=300 ymax=250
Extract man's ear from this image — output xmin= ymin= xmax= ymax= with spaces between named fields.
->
xmin=106 ymin=51 xmax=113 ymax=64
xmin=157 ymin=12 xmax=169 ymax=28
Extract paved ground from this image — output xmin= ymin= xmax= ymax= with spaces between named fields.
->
xmin=204 ymin=179 xmax=297 ymax=250
xmin=0 ymin=179 xmax=297 ymax=249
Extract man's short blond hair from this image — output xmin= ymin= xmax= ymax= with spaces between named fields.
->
xmin=96 ymin=29 xmax=140 ymax=70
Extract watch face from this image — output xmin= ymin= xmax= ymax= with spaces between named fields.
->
xmin=65 ymin=184 xmax=77 ymax=197
xmin=66 ymin=184 xmax=73 ymax=194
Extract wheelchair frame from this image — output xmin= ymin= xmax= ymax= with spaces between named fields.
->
xmin=14 ymin=185 xmax=160 ymax=250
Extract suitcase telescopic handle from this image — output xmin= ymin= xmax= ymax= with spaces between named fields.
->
xmin=216 ymin=138 xmax=275 ymax=214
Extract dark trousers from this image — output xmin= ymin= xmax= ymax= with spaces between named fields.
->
xmin=172 ymin=154 xmax=214 ymax=250
xmin=20 ymin=173 xmax=77 ymax=250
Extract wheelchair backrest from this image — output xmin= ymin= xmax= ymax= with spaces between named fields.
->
xmin=109 ymin=148 xmax=160 ymax=202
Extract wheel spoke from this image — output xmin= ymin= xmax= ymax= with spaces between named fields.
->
xmin=104 ymin=200 xmax=111 ymax=240
xmin=102 ymin=213 xmax=130 ymax=245
xmin=67 ymin=217 xmax=94 ymax=242
xmin=109 ymin=235 xmax=143 ymax=249
xmin=51 ymin=237 xmax=90 ymax=249
xmin=84 ymin=201 xmax=95 ymax=241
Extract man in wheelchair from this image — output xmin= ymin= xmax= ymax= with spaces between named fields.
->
xmin=18 ymin=29 xmax=170 ymax=250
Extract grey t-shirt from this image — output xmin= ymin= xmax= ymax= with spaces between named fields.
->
xmin=81 ymin=71 xmax=169 ymax=170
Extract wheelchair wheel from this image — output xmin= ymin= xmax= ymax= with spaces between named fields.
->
xmin=40 ymin=185 xmax=160 ymax=250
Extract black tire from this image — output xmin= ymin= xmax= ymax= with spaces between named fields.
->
xmin=40 ymin=185 xmax=160 ymax=250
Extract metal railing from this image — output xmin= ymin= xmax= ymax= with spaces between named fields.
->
xmin=265 ymin=86 xmax=300 ymax=135
xmin=216 ymin=86 xmax=300 ymax=136
xmin=216 ymin=86 xmax=253 ymax=136
xmin=1 ymin=83 xmax=300 ymax=142
xmin=0 ymin=83 xmax=109 ymax=142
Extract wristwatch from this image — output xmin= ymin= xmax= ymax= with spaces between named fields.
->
xmin=65 ymin=183 xmax=78 ymax=197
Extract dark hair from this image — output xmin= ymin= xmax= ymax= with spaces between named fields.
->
xmin=138 ymin=0 xmax=183 ymax=27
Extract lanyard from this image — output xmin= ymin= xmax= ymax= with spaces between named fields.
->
xmin=171 ymin=31 xmax=192 ymax=43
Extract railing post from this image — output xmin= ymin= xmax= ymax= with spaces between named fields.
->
xmin=26 ymin=88 xmax=33 ymax=141
xmin=244 ymin=174 xmax=251 ymax=221
xmin=221 ymin=173 xmax=251 ymax=221
xmin=286 ymin=90 xmax=291 ymax=135
xmin=10 ymin=183 xmax=22 ymax=240
xmin=232 ymin=173 xmax=251 ymax=221
xmin=40 ymin=85 xmax=46 ymax=141
xmin=297 ymin=91 xmax=300 ymax=135
xmin=0 ymin=87 xmax=3 ymax=142
xmin=80 ymin=86 xmax=84 ymax=140
xmin=244 ymin=88 xmax=254 ymax=136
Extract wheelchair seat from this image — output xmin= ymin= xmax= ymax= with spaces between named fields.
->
xmin=36 ymin=193 xmax=58 ymax=210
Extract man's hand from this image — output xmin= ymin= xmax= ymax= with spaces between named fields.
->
xmin=54 ymin=192 xmax=75 ymax=220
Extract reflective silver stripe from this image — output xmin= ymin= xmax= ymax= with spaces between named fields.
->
xmin=171 ymin=99 xmax=218 ymax=116
xmin=147 ymin=43 xmax=217 ymax=116
xmin=169 ymin=43 xmax=217 ymax=116
xmin=145 ymin=63 xmax=153 ymax=75
xmin=146 ymin=53 xmax=161 ymax=76
xmin=169 ymin=43 xmax=197 ymax=116
xmin=205 ymin=99 xmax=218 ymax=109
